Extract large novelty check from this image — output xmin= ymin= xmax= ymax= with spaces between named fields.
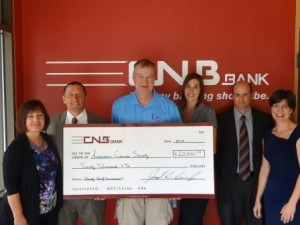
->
xmin=63 ymin=123 xmax=214 ymax=199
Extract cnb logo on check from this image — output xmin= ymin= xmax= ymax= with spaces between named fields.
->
xmin=71 ymin=136 xmax=123 ymax=144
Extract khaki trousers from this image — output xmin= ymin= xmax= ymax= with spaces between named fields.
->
xmin=115 ymin=198 xmax=173 ymax=225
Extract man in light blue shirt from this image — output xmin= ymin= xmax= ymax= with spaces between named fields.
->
xmin=112 ymin=59 xmax=181 ymax=225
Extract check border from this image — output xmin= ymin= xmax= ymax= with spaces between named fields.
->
xmin=63 ymin=123 xmax=215 ymax=199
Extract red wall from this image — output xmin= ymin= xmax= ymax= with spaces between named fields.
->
xmin=12 ymin=0 xmax=296 ymax=224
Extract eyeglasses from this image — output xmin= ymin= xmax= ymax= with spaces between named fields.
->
xmin=135 ymin=74 xmax=155 ymax=81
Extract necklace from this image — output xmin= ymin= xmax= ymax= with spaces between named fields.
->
xmin=29 ymin=138 xmax=47 ymax=153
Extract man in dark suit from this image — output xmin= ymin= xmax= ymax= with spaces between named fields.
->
xmin=216 ymin=80 xmax=273 ymax=225
xmin=47 ymin=81 xmax=107 ymax=225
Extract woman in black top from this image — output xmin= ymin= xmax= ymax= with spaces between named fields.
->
xmin=0 ymin=99 xmax=62 ymax=225
xmin=178 ymin=73 xmax=217 ymax=225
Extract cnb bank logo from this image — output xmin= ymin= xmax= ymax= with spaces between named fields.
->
xmin=128 ymin=60 xmax=220 ymax=86
xmin=46 ymin=60 xmax=268 ymax=87
xmin=71 ymin=136 xmax=123 ymax=144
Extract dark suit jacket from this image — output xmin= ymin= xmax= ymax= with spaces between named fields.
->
xmin=216 ymin=107 xmax=273 ymax=204
xmin=47 ymin=110 xmax=108 ymax=160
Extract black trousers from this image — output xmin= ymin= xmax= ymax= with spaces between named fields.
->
xmin=40 ymin=208 xmax=59 ymax=225
xmin=218 ymin=175 xmax=264 ymax=225
xmin=178 ymin=198 xmax=209 ymax=225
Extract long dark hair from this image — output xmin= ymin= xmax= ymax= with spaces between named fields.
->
xmin=180 ymin=73 xmax=204 ymax=109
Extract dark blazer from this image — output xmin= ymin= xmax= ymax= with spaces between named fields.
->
xmin=216 ymin=107 xmax=273 ymax=204
xmin=47 ymin=110 xmax=108 ymax=160
xmin=0 ymin=133 xmax=63 ymax=225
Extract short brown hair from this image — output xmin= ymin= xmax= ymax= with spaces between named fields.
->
xmin=63 ymin=81 xmax=87 ymax=96
xmin=133 ymin=59 xmax=155 ymax=73
xmin=269 ymin=89 xmax=296 ymax=112
xmin=16 ymin=99 xmax=50 ymax=133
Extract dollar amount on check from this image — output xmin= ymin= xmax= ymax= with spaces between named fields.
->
xmin=63 ymin=123 xmax=214 ymax=198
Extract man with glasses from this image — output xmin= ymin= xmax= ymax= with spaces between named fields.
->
xmin=112 ymin=59 xmax=181 ymax=225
